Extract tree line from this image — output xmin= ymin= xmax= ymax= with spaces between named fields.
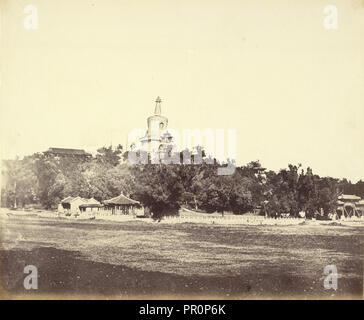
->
xmin=1 ymin=145 xmax=363 ymax=219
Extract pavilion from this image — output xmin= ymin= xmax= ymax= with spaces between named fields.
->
xmin=336 ymin=194 xmax=362 ymax=218
xmin=103 ymin=193 xmax=142 ymax=215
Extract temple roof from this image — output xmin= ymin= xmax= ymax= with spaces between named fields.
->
xmin=45 ymin=147 xmax=91 ymax=156
xmin=104 ymin=193 xmax=140 ymax=205
xmin=61 ymin=196 xmax=100 ymax=204
xmin=338 ymin=194 xmax=361 ymax=201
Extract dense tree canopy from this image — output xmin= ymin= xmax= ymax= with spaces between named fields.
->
xmin=1 ymin=145 xmax=363 ymax=219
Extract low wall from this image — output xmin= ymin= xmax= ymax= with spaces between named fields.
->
xmin=161 ymin=214 xmax=306 ymax=225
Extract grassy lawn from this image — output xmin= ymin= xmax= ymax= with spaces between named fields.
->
xmin=1 ymin=213 xmax=363 ymax=299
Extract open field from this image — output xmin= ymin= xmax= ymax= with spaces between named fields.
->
xmin=0 ymin=210 xmax=363 ymax=299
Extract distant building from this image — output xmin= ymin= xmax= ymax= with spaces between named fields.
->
xmin=79 ymin=201 xmax=103 ymax=213
xmin=58 ymin=196 xmax=100 ymax=214
xmin=44 ymin=147 xmax=91 ymax=160
xmin=103 ymin=193 xmax=143 ymax=216
xmin=336 ymin=194 xmax=362 ymax=217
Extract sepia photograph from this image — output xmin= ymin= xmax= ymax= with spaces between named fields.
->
xmin=0 ymin=0 xmax=363 ymax=301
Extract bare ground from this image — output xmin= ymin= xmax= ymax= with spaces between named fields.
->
xmin=1 ymin=214 xmax=363 ymax=299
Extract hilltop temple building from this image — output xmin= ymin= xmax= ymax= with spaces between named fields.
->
xmin=44 ymin=147 xmax=91 ymax=160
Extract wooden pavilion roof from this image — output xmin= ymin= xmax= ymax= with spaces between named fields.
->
xmin=104 ymin=194 xmax=140 ymax=206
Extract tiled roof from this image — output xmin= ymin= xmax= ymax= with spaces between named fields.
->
xmin=104 ymin=194 xmax=140 ymax=205
xmin=45 ymin=148 xmax=91 ymax=156
xmin=61 ymin=196 xmax=100 ymax=204
xmin=338 ymin=194 xmax=361 ymax=201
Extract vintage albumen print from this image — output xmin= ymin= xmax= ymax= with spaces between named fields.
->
xmin=0 ymin=0 xmax=363 ymax=299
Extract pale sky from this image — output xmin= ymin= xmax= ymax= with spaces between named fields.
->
xmin=1 ymin=0 xmax=363 ymax=181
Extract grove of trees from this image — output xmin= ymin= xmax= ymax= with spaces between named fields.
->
xmin=1 ymin=145 xmax=364 ymax=219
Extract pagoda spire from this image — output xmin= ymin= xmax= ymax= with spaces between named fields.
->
xmin=154 ymin=96 xmax=162 ymax=115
